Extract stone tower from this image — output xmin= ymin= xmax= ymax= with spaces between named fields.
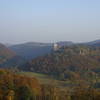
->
xmin=53 ymin=43 xmax=59 ymax=51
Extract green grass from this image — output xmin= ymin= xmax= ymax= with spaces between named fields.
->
xmin=19 ymin=71 xmax=49 ymax=79
xmin=17 ymin=71 xmax=72 ymax=88
xmin=17 ymin=71 xmax=100 ymax=89
xmin=18 ymin=71 xmax=56 ymax=83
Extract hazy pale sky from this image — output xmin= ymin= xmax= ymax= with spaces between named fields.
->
xmin=0 ymin=0 xmax=100 ymax=44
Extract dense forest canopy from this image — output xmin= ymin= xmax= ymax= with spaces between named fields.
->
xmin=24 ymin=45 xmax=100 ymax=80
xmin=0 ymin=69 xmax=100 ymax=100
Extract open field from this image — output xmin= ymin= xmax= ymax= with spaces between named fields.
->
xmin=17 ymin=71 xmax=74 ymax=89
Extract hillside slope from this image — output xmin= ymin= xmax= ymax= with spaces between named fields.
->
xmin=81 ymin=39 xmax=100 ymax=47
xmin=0 ymin=43 xmax=16 ymax=64
xmin=9 ymin=41 xmax=74 ymax=60
xmin=24 ymin=45 xmax=100 ymax=80
xmin=10 ymin=42 xmax=53 ymax=60
xmin=0 ymin=43 xmax=26 ymax=68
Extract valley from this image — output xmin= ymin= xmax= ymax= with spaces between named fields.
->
xmin=0 ymin=40 xmax=100 ymax=100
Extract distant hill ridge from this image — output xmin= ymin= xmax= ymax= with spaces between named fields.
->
xmin=9 ymin=41 xmax=74 ymax=60
xmin=8 ymin=40 xmax=100 ymax=60
xmin=0 ymin=40 xmax=100 ymax=70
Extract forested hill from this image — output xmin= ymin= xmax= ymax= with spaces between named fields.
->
xmin=0 ymin=43 xmax=16 ymax=64
xmin=9 ymin=42 xmax=53 ymax=60
xmin=24 ymin=45 xmax=100 ymax=80
xmin=0 ymin=43 xmax=26 ymax=68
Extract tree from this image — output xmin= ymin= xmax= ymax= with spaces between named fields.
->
xmin=17 ymin=86 xmax=33 ymax=100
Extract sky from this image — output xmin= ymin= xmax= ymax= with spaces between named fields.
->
xmin=0 ymin=0 xmax=100 ymax=44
